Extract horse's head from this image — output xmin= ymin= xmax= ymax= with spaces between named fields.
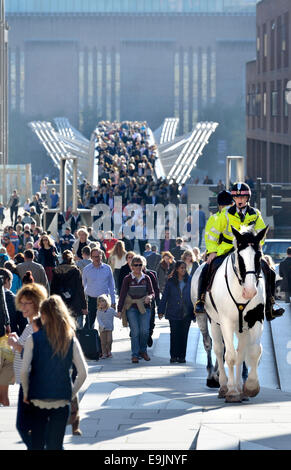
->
xmin=232 ymin=225 xmax=269 ymax=300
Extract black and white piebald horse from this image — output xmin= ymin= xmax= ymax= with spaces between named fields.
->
xmin=191 ymin=226 xmax=268 ymax=402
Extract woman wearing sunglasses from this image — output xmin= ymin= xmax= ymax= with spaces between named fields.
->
xmin=118 ymin=255 xmax=155 ymax=363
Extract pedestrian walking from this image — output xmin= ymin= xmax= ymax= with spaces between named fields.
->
xmin=96 ymin=294 xmax=120 ymax=359
xmin=0 ymin=274 xmax=13 ymax=407
xmin=20 ymin=295 xmax=88 ymax=450
xmin=146 ymin=245 xmax=161 ymax=272
xmin=158 ymin=261 xmax=194 ymax=364
xmin=0 ymin=267 xmax=26 ymax=336
xmin=7 ymin=283 xmax=48 ymax=449
xmin=279 ymin=247 xmax=291 ymax=303
xmin=108 ymin=240 xmax=127 ymax=294
xmin=7 ymin=190 xmax=20 ymax=226
xmin=50 ymin=250 xmax=88 ymax=329
xmin=76 ymin=245 xmax=92 ymax=273
xmin=118 ymin=255 xmax=155 ymax=363
xmin=181 ymin=249 xmax=199 ymax=277
xmin=82 ymin=247 xmax=116 ymax=329
xmin=38 ymin=234 xmax=59 ymax=284
xmin=15 ymin=249 xmax=49 ymax=293
xmin=118 ymin=251 xmax=135 ymax=293
xmin=3 ymin=260 xmax=23 ymax=295
xmin=156 ymin=251 xmax=175 ymax=294
xmin=72 ymin=228 xmax=90 ymax=261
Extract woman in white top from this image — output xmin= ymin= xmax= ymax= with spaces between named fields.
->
xmin=108 ymin=240 xmax=127 ymax=294
xmin=8 ymin=283 xmax=48 ymax=450
xmin=21 ymin=295 xmax=87 ymax=450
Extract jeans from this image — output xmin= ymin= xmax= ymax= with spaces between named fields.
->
xmin=126 ymin=307 xmax=151 ymax=358
xmin=16 ymin=385 xmax=32 ymax=450
xmin=30 ymin=403 xmax=70 ymax=450
xmin=169 ymin=318 xmax=191 ymax=360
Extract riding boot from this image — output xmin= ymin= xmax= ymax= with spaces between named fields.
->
xmin=194 ymin=263 xmax=209 ymax=314
xmin=261 ymin=260 xmax=285 ymax=321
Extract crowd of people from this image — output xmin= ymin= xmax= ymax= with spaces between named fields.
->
xmin=0 ymin=118 xmax=290 ymax=451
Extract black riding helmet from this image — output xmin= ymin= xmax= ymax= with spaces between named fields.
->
xmin=217 ymin=190 xmax=233 ymax=206
xmin=231 ymin=182 xmax=251 ymax=200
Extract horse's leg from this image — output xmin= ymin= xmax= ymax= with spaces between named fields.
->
xmin=196 ymin=313 xmax=215 ymax=386
xmin=210 ymin=322 xmax=228 ymax=398
xmin=220 ymin=321 xmax=241 ymax=402
xmin=236 ymin=332 xmax=248 ymax=396
xmin=243 ymin=323 xmax=263 ymax=397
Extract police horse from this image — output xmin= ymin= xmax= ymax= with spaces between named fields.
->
xmin=191 ymin=226 xmax=268 ymax=402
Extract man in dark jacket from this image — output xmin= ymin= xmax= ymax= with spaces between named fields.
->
xmin=50 ymin=250 xmax=88 ymax=328
xmin=0 ymin=268 xmax=27 ymax=336
xmin=142 ymin=258 xmax=160 ymax=348
xmin=279 ymin=247 xmax=291 ymax=303
xmin=146 ymin=246 xmax=161 ymax=272
xmin=170 ymin=238 xmax=186 ymax=262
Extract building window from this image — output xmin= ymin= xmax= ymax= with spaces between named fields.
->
xmin=96 ymin=51 xmax=102 ymax=120
xmin=174 ymin=52 xmax=179 ymax=119
xmin=247 ymin=92 xmax=257 ymax=116
xmin=271 ymin=91 xmax=279 ymax=116
xmin=115 ymin=51 xmax=120 ymax=122
xmin=263 ymin=91 xmax=267 ymax=117
xmin=78 ymin=51 xmax=84 ymax=130
xmin=192 ymin=50 xmax=198 ymax=124
xmin=264 ymin=32 xmax=268 ymax=58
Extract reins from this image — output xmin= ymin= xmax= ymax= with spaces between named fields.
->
xmin=224 ymin=256 xmax=251 ymax=333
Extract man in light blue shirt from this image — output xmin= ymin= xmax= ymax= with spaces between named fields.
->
xmin=82 ymin=248 xmax=116 ymax=328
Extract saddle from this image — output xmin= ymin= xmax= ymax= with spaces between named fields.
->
xmin=206 ymin=254 xmax=228 ymax=292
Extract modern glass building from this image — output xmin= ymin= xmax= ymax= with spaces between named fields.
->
xmin=7 ymin=0 xmax=257 ymax=15
xmin=7 ymin=0 xmax=257 ymax=173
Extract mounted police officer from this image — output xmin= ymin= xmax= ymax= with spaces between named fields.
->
xmin=194 ymin=182 xmax=285 ymax=321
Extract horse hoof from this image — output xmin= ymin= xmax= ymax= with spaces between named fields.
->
xmin=218 ymin=386 xmax=227 ymax=399
xmin=225 ymin=393 xmax=242 ymax=403
xmin=207 ymin=378 xmax=220 ymax=388
xmin=240 ymin=394 xmax=250 ymax=402
xmin=243 ymin=383 xmax=260 ymax=398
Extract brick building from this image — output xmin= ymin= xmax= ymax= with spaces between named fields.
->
xmin=246 ymin=0 xmax=291 ymax=183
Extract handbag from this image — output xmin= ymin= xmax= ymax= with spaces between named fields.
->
xmin=0 ymin=335 xmax=15 ymax=363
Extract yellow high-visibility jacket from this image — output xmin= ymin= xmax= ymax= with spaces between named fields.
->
xmin=205 ymin=205 xmax=266 ymax=256
xmin=204 ymin=212 xmax=219 ymax=249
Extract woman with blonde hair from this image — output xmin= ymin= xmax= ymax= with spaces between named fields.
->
xmin=21 ymin=295 xmax=87 ymax=450
xmin=8 ymin=283 xmax=48 ymax=449
xmin=72 ymin=228 xmax=90 ymax=261
xmin=108 ymin=240 xmax=127 ymax=293
xmin=181 ymin=249 xmax=199 ymax=277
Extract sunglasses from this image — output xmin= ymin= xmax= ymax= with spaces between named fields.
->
xmin=132 ymin=263 xmax=143 ymax=267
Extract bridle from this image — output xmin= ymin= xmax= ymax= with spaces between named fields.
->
xmin=231 ymin=249 xmax=261 ymax=287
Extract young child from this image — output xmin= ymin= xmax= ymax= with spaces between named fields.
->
xmin=96 ymin=294 xmax=119 ymax=358
xmin=76 ymin=246 xmax=92 ymax=273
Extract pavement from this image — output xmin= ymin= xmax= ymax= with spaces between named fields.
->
xmin=2 ymin=302 xmax=291 ymax=451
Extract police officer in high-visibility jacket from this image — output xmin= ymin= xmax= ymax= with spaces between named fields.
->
xmin=194 ymin=182 xmax=284 ymax=321
xmin=204 ymin=189 xmax=234 ymax=250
